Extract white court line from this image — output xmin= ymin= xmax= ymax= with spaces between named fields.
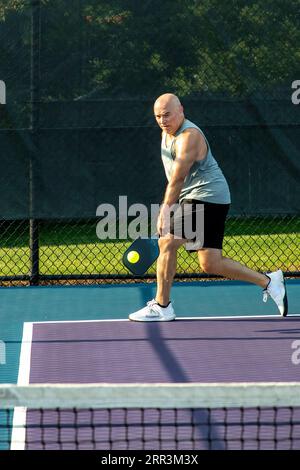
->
xmin=8 ymin=313 xmax=298 ymax=449
xmin=11 ymin=322 xmax=33 ymax=450
xmin=29 ymin=314 xmax=296 ymax=325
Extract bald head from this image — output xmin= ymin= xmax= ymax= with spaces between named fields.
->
xmin=154 ymin=93 xmax=184 ymax=135
xmin=154 ymin=93 xmax=181 ymax=110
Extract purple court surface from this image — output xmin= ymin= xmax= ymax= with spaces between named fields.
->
xmin=13 ymin=316 xmax=300 ymax=450
xmin=6 ymin=280 xmax=299 ymax=450
xmin=26 ymin=318 xmax=300 ymax=384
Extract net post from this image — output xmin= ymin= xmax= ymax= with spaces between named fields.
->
xmin=29 ymin=220 xmax=39 ymax=285
xmin=29 ymin=0 xmax=41 ymax=286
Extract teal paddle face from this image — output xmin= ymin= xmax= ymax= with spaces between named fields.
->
xmin=122 ymin=237 xmax=159 ymax=275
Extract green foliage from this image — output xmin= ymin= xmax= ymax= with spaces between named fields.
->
xmin=1 ymin=0 xmax=299 ymax=101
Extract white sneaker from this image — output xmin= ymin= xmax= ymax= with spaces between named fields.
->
xmin=129 ymin=299 xmax=176 ymax=322
xmin=263 ymin=270 xmax=288 ymax=317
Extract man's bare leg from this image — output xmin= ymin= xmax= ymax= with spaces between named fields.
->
xmin=156 ymin=236 xmax=187 ymax=305
xmin=128 ymin=235 xmax=185 ymax=322
xmin=198 ymin=248 xmax=269 ymax=288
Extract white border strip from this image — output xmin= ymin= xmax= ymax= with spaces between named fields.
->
xmin=10 ymin=322 xmax=33 ymax=450
xmin=2 ymin=382 xmax=300 ymax=409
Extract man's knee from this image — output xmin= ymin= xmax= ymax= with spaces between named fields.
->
xmin=158 ymin=236 xmax=179 ymax=254
xmin=200 ymin=257 xmax=220 ymax=274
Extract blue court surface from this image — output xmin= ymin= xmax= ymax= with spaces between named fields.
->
xmin=0 ymin=280 xmax=299 ymax=385
xmin=1 ymin=279 xmax=300 ymax=450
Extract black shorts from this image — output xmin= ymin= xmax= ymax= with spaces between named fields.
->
xmin=169 ymin=199 xmax=230 ymax=251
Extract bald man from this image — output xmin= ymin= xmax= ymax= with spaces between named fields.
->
xmin=129 ymin=94 xmax=288 ymax=321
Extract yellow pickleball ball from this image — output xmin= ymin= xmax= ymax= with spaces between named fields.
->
xmin=127 ymin=250 xmax=140 ymax=264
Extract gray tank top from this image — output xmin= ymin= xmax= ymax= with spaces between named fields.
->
xmin=161 ymin=119 xmax=231 ymax=204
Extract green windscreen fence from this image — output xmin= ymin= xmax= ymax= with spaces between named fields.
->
xmin=0 ymin=0 xmax=299 ymax=281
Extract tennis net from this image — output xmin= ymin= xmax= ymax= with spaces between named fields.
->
xmin=1 ymin=382 xmax=300 ymax=450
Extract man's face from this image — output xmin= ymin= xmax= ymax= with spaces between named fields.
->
xmin=154 ymin=101 xmax=183 ymax=135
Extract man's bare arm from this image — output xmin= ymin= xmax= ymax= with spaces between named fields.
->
xmin=157 ymin=129 xmax=207 ymax=235
xmin=162 ymin=129 xmax=207 ymax=207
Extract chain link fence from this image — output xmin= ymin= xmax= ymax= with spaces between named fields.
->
xmin=0 ymin=0 xmax=299 ymax=285
xmin=0 ymin=215 xmax=299 ymax=285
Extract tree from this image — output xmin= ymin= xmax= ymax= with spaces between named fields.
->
xmin=0 ymin=0 xmax=299 ymax=107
